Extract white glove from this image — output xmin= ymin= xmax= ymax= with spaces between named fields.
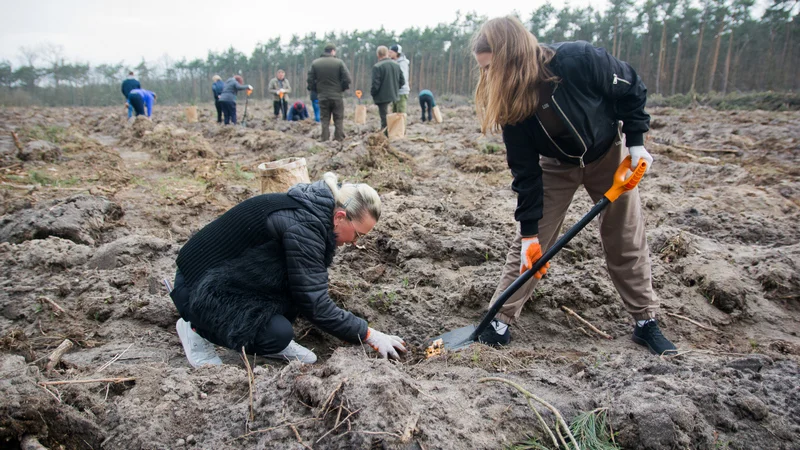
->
xmin=629 ymin=146 xmax=653 ymax=172
xmin=247 ymin=85 xmax=253 ymax=90
xmin=364 ymin=327 xmax=406 ymax=359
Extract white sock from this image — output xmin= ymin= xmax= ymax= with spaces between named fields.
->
xmin=637 ymin=318 xmax=655 ymax=327
xmin=491 ymin=319 xmax=509 ymax=334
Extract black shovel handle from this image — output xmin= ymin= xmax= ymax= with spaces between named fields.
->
xmin=469 ymin=197 xmax=611 ymax=341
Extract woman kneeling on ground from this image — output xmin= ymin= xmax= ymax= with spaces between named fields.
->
xmin=170 ymin=172 xmax=406 ymax=367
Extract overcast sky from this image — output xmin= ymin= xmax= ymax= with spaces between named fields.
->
xmin=1 ymin=0 xmax=586 ymax=67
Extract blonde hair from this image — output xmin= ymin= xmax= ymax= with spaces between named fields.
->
xmin=212 ymin=74 xmax=221 ymax=81
xmin=322 ymin=172 xmax=381 ymax=221
xmin=376 ymin=46 xmax=389 ymax=58
xmin=472 ymin=16 xmax=557 ymax=133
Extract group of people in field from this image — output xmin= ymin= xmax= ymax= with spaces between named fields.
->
xmin=122 ymin=43 xmax=438 ymax=140
xmin=170 ymin=16 xmax=677 ymax=368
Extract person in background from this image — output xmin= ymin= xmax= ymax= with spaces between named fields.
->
xmin=211 ymin=75 xmax=224 ymax=123
xmin=218 ymin=75 xmax=253 ymax=125
xmin=287 ymin=101 xmax=310 ymax=121
xmin=269 ymin=69 xmax=292 ymax=120
xmin=121 ymin=71 xmax=141 ymax=119
xmin=170 ymin=172 xmax=407 ymax=367
xmin=307 ymin=43 xmax=352 ymax=141
xmin=472 ymin=16 xmax=676 ymax=356
xmin=310 ymin=89 xmax=321 ymax=122
xmin=127 ymin=88 xmax=156 ymax=117
xmin=371 ymin=46 xmax=405 ymax=135
xmin=389 ymin=44 xmax=410 ymax=114
xmin=419 ymin=89 xmax=436 ymax=122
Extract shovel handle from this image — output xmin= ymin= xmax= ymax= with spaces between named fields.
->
xmin=604 ymin=156 xmax=646 ymax=202
xmin=355 ymin=90 xmax=363 ymax=99
xmin=246 ymin=89 xmax=253 ymax=96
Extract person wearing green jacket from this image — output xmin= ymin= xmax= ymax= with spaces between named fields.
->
xmin=268 ymin=70 xmax=291 ymax=120
xmin=371 ymin=46 xmax=405 ymax=134
xmin=307 ymin=43 xmax=353 ymax=141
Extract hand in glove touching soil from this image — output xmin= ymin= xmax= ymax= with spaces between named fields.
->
xmin=520 ymin=236 xmax=549 ymax=278
xmin=365 ymin=328 xmax=406 ymax=359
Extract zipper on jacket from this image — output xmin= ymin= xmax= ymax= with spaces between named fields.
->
xmin=550 ymin=85 xmax=588 ymax=168
xmin=612 ymin=73 xmax=631 ymax=85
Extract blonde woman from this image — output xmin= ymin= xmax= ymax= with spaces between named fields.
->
xmin=170 ymin=173 xmax=406 ymax=367
xmin=211 ymin=75 xmax=224 ymax=123
xmin=473 ymin=16 xmax=676 ymax=355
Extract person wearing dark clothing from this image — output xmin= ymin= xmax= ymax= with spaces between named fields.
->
xmin=121 ymin=71 xmax=141 ymax=118
xmin=371 ymin=46 xmax=405 ymax=133
xmin=127 ymin=88 xmax=156 ymax=117
xmin=287 ymin=101 xmax=309 ymax=121
xmin=307 ymin=44 xmax=352 ymax=141
xmin=211 ymin=75 xmax=225 ymax=123
xmin=218 ymin=75 xmax=253 ymax=125
xmin=310 ymin=90 xmax=321 ymax=122
xmin=418 ymin=89 xmax=435 ymax=122
xmin=471 ymin=17 xmax=676 ymax=357
xmin=171 ymin=173 xmax=406 ymax=367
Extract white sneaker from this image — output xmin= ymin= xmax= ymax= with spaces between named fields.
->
xmin=264 ymin=340 xmax=317 ymax=364
xmin=176 ymin=319 xmax=222 ymax=368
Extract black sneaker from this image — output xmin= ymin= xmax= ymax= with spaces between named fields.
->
xmin=477 ymin=320 xmax=511 ymax=346
xmin=632 ymin=320 xmax=677 ymax=355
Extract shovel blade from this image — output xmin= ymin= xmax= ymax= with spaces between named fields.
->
xmin=431 ymin=324 xmax=477 ymax=351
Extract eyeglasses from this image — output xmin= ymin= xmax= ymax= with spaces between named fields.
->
xmin=349 ymin=219 xmax=365 ymax=241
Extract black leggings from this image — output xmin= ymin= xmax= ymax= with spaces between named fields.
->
xmin=214 ymin=99 xmax=222 ymax=123
xmin=220 ymin=100 xmax=237 ymax=125
xmin=419 ymin=95 xmax=434 ymax=122
xmin=170 ymin=271 xmax=294 ymax=355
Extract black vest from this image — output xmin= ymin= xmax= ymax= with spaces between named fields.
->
xmin=176 ymin=194 xmax=301 ymax=287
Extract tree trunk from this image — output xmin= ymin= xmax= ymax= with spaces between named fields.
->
xmin=259 ymin=67 xmax=265 ymax=101
xmin=613 ymin=16 xmax=620 ymax=58
xmin=419 ymin=54 xmax=425 ymax=92
xmin=707 ymin=20 xmax=725 ymax=92
xmin=690 ymin=21 xmax=705 ymax=94
xmin=722 ymin=30 xmax=734 ymax=93
xmin=780 ymin=19 xmax=792 ymax=89
xmin=656 ymin=22 xmax=668 ymax=94
xmin=671 ymin=33 xmax=682 ymax=95
xmin=446 ymin=46 xmax=453 ymax=93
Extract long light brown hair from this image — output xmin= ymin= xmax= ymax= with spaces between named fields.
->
xmin=472 ymin=16 xmax=557 ymax=133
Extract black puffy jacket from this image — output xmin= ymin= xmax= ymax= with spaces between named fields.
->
xmin=178 ymin=180 xmax=368 ymax=348
xmin=503 ymin=41 xmax=650 ymax=236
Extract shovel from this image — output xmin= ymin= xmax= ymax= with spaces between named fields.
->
xmin=241 ymin=88 xmax=253 ymax=126
xmin=427 ymin=156 xmax=648 ymax=353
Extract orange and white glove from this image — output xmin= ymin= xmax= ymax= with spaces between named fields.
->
xmin=629 ymin=146 xmax=653 ymax=172
xmin=364 ymin=327 xmax=406 ymax=359
xmin=520 ymin=236 xmax=549 ymax=278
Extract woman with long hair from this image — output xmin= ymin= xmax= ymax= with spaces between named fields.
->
xmin=472 ymin=16 xmax=676 ymax=355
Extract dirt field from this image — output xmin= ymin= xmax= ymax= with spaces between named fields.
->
xmin=1 ymin=101 xmax=799 ymax=450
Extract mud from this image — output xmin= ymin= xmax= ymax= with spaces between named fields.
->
xmin=1 ymin=103 xmax=799 ymax=449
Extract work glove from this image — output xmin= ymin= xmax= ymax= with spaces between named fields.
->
xmin=520 ymin=236 xmax=549 ymax=278
xmin=629 ymin=146 xmax=653 ymax=172
xmin=247 ymin=85 xmax=253 ymax=90
xmin=364 ymin=327 xmax=406 ymax=359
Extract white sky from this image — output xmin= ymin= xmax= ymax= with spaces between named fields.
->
xmin=1 ymin=0 xmax=577 ymax=67
xmin=0 ymin=0 xmax=772 ymax=68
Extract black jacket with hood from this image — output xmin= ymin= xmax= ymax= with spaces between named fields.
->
xmin=176 ymin=180 xmax=368 ymax=349
xmin=503 ymin=41 xmax=650 ymax=236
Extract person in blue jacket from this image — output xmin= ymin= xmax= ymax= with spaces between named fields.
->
xmin=121 ymin=71 xmax=141 ymax=118
xmin=419 ymin=89 xmax=436 ymax=122
xmin=287 ymin=101 xmax=310 ymax=121
xmin=218 ymin=75 xmax=253 ymax=125
xmin=310 ymin=90 xmax=321 ymax=122
xmin=211 ymin=75 xmax=224 ymax=123
xmin=127 ymin=88 xmax=156 ymax=117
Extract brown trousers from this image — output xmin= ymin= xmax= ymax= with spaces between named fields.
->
xmin=319 ymin=98 xmax=345 ymax=141
xmin=489 ymin=137 xmax=658 ymax=323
